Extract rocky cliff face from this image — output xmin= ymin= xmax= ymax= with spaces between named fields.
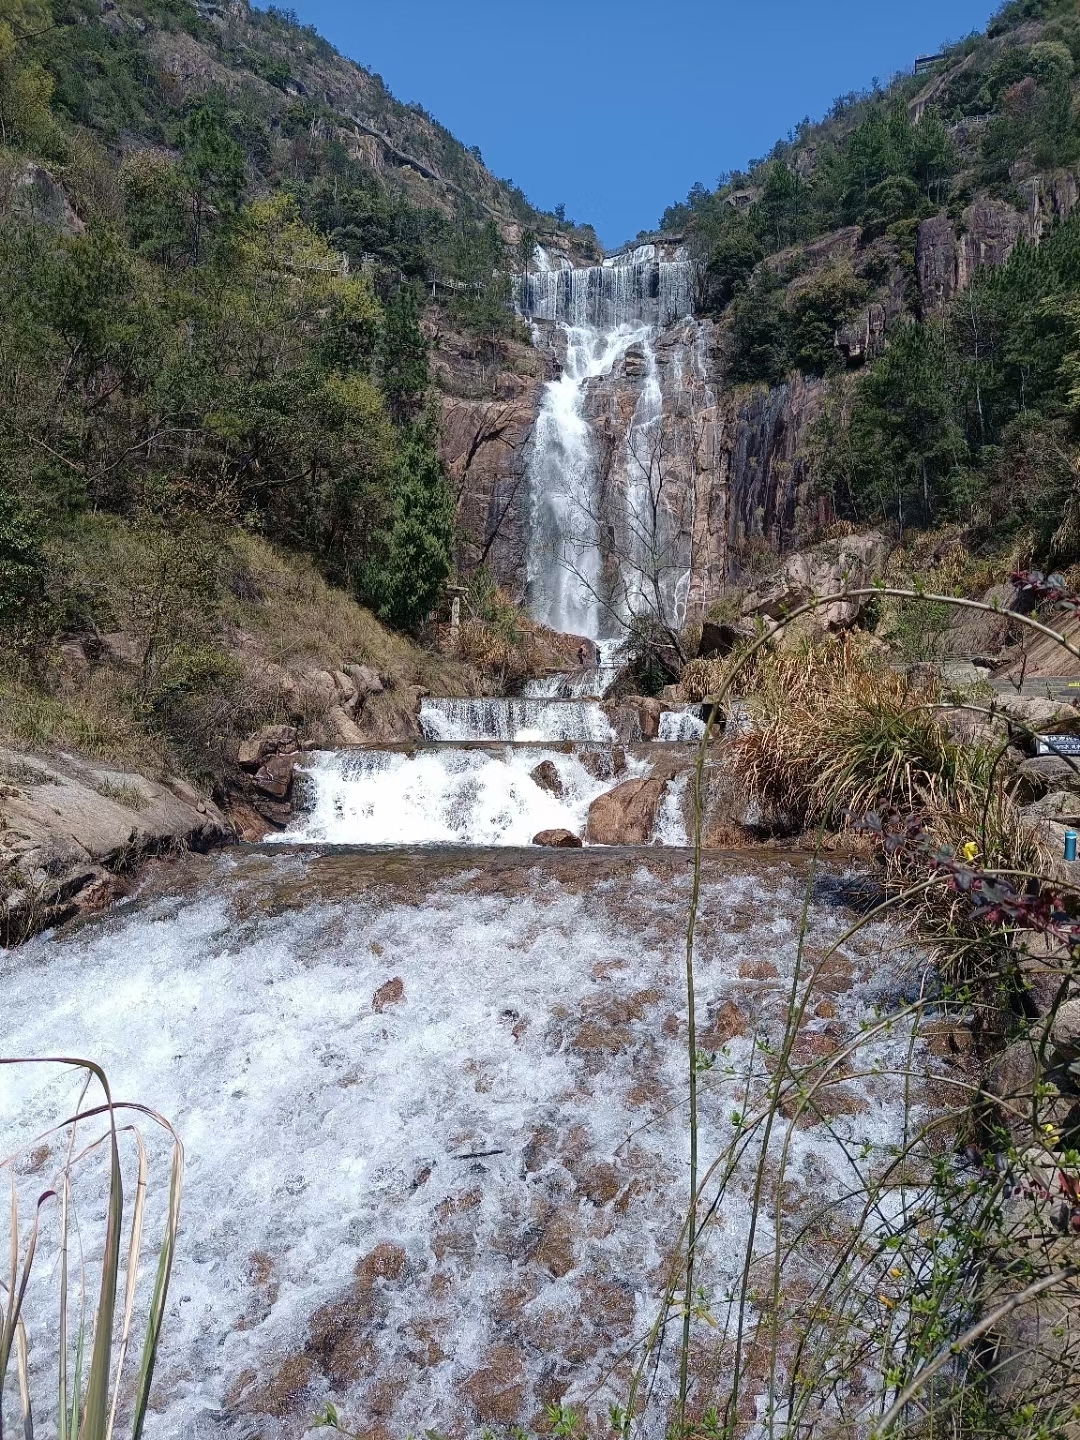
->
xmin=432 ymin=321 xmax=550 ymax=591
xmin=443 ymin=165 xmax=1080 ymax=623
xmin=440 ymin=312 xmax=832 ymax=616
xmin=916 ymin=174 xmax=1080 ymax=313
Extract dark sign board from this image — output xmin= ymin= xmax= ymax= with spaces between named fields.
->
xmin=1037 ymin=735 xmax=1080 ymax=756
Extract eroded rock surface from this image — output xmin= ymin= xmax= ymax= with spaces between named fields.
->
xmin=0 ymin=745 xmax=232 ymax=939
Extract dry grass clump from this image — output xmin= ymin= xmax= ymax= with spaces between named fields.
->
xmin=0 ymin=666 xmax=165 ymax=775
xmin=446 ymin=574 xmax=582 ymax=689
xmin=680 ymin=640 xmax=765 ymax=703
xmin=3 ymin=517 xmax=483 ymax=783
xmin=737 ymin=638 xmax=959 ymax=827
xmin=734 ymin=636 xmax=1045 ymax=957
xmin=225 ymin=533 xmax=479 ymax=698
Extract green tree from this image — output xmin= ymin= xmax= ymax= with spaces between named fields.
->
xmin=0 ymin=0 xmax=54 ymax=147
xmin=827 ymin=323 xmax=968 ymax=530
xmin=727 ymin=276 xmax=791 ymax=386
xmin=379 ymin=284 xmax=429 ymax=424
xmin=181 ymin=105 xmax=245 ymax=263
xmin=0 ymin=478 xmax=46 ymax=642
xmin=369 ymin=425 xmax=454 ymax=630
xmin=789 ymin=265 xmax=867 ymax=375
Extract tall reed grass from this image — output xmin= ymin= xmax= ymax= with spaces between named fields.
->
xmin=0 ymin=1060 xmax=182 ymax=1440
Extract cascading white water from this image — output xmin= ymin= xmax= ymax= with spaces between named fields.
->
xmin=420 ymin=697 xmax=615 ymax=743
xmin=658 ymin=709 xmax=707 ymax=742
xmin=274 ymin=747 xmax=644 ymax=847
xmin=0 ymin=858 xmax=925 ymax=1437
xmin=517 ymin=246 xmax=695 ymax=641
xmin=517 ymin=244 xmax=694 ymax=330
xmin=620 ymin=333 xmax=665 ymax=623
xmin=523 ymin=323 xmax=649 ymax=637
xmin=524 ymin=639 xmax=626 ymax=700
xmin=652 ymin=772 xmax=690 ymax=845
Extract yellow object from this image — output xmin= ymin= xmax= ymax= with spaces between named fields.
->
xmin=960 ymin=841 xmax=980 ymax=863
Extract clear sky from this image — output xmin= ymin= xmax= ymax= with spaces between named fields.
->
xmin=275 ymin=0 xmax=1001 ymax=248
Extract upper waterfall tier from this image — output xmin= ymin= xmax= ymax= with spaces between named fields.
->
xmin=516 ymin=244 xmax=695 ymax=330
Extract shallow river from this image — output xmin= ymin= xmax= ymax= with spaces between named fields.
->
xmin=1 ymin=846 xmax=922 ymax=1438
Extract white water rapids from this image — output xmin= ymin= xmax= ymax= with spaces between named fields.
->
xmin=0 ymin=853 xmax=925 ymax=1437
xmin=274 ymin=747 xmax=647 ymax=847
xmin=419 ymin=697 xmax=615 ymax=743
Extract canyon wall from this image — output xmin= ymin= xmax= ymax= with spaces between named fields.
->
xmin=439 ymin=174 xmax=1080 ymax=624
xmin=438 ymin=309 xmax=831 ymax=619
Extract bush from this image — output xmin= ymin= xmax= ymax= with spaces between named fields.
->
xmin=0 ymin=480 xmax=48 ymax=644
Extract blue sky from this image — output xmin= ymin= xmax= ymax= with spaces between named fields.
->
xmin=277 ymin=0 xmax=1000 ymax=248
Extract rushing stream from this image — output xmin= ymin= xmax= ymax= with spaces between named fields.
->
xmin=0 ymin=850 xmax=922 ymax=1437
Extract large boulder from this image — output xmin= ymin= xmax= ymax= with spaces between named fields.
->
xmin=697 ymin=620 xmax=755 ymax=660
xmin=1015 ymin=754 xmax=1080 ymax=802
xmin=532 ymin=829 xmax=582 ymax=848
xmin=741 ymin=530 xmax=890 ymax=640
xmin=586 ymin=777 xmax=669 ymax=845
xmin=1 ymin=161 xmax=85 ymax=235
xmin=993 ymin=694 xmax=1080 ymax=747
xmin=0 ymin=745 xmax=232 ymax=940
xmin=602 ymin=697 xmax=675 ymax=743
xmin=237 ymin=724 xmax=298 ymax=771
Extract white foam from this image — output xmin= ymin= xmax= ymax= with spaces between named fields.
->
xmin=420 ymin=698 xmax=615 ymax=743
xmin=658 ymin=709 xmax=707 ymax=742
xmin=275 ymin=747 xmax=643 ymax=847
xmin=0 ymin=863 xmax=924 ymax=1437
xmin=652 ymin=773 xmax=689 ymax=846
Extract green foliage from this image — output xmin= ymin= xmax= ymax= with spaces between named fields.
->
xmin=816 ymin=323 xmax=969 ymax=529
xmin=727 ymin=274 xmax=791 ymax=386
xmin=367 ymin=425 xmax=454 ymax=631
xmin=727 ymin=264 xmax=867 ymax=384
xmin=181 ymin=105 xmax=245 ymax=262
xmin=788 ymin=265 xmax=867 ymax=375
xmin=0 ymin=478 xmax=47 ymax=641
xmin=379 ymin=283 xmax=430 ymax=424
xmin=810 ymin=205 xmax=1080 ymax=556
xmin=0 ymin=0 xmax=55 ymax=148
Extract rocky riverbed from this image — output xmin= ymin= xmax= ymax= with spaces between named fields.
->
xmin=1 ymin=844 xmax=930 ymax=1437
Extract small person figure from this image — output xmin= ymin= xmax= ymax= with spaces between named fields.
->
xmin=577 ymin=643 xmax=588 ymax=668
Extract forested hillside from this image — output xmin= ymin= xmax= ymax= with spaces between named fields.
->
xmin=0 ymin=0 xmax=585 ymax=781
xmin=661 ymin=0 xmax=1080 ymax=567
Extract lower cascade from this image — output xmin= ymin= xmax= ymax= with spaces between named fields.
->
xmin=275 ymin=747 xmax=647 ymax=847
xmin=1 ymin=857 xmax=919 ymax=1437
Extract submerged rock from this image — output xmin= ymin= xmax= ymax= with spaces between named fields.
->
xmin=530 ymin=760 xmax=565 ymax=798
xmin=373 ymin=977 xmax=405 ymax=1011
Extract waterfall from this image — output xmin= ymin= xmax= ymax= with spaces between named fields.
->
xmin=517 ymin=244 xmax=694 ymax=330
xmin=419 ymin=697 xmax=615 ymax=742
xmin=658 ymin=709 xmax=708 ymax=742
xmin=523 ymin=323 xmax=649 ymax=638
xmin=273 ymin=746 xmax=643 ymax=847
xmin=516 ymin=245 xmax=695 ymax=641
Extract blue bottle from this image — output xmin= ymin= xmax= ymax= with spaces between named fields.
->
xmin=1066 ymin=830 xmax=1078 ymax=863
